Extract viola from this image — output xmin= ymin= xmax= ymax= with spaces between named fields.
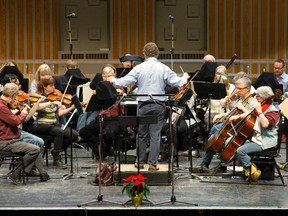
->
xmin=48 ymin=89 xmax=72 ymax=105
xmin=17 ymin=90 xmax=29 ymax=102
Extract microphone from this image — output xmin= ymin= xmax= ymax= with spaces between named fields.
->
xmin=66 ymin=13 xmax=76 ymax=18
xmin=169 ymin=15 xmax=175 ymax=20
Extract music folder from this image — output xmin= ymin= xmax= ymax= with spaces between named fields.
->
xmin=116 ymin=68 xmax=132 ymax=78
xmin=193 ymin=81 xmax=227 ymax=100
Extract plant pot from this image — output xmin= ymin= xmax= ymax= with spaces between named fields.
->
xmin=131 ymin=192 xmax=144 ymax=207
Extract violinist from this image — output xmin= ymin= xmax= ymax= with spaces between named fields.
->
xmin=0 ymin=83 xmax=49 ymax=184
xmin=0 ymin=73 xmax=45 ymax=149
xmin=191 ymin=77 xmax=258 ymax=174
xmin=30 ymin=64 xmax=52 ymax=93
xmin=232 ymin=86 xmax=279 ymax=182
xmin=79 ymin=64 xmax=126 ymax=159
xmin=25 ymin=77 xmax=79 ymax=168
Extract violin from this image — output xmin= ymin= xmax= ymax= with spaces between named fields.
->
xmin=17 ymin=90 xmax=29 ymax=102
xmin=8 ymin=100 xmax=29 ymax=111
xmin=48 ymin=89 xmax=72 ymax=105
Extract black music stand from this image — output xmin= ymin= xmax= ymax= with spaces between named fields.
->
xmin=62 ymin=95 xmax=84 ymax=180
xmin=152 ymin=98 xmax=198 ymax=206
xmin=78 ymin=101 xmax=122 ymax=207
xmin=118 ymin=115 xmax=158 ymax=206
xmin=193 ymin=82 xmax=227 ymax=133
xmin=116 ymin=68 xmax=132 ymax=78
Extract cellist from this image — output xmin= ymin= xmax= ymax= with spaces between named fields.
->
xmin=230 ymin=86 xmax=279 ymax=182
xmin=191 ymin=77 xmax=258 ymax=173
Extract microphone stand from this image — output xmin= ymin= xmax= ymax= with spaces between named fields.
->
xmin=169 ymin=15 xmax=175 ymax=70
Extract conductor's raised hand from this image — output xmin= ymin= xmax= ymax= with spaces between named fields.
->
xmin=183 ymin=72 xmax=190 ymax=80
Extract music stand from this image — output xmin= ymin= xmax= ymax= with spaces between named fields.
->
xmin=193 ymin=62 xmax=218 ymax=83
xmin=118 ymin=115 xmax=158 ymax=206
xmin=78 ymin=100 xmax=122 ymax=207
xmin=193 ymin=81 xmax=227 ymax=132
xmin=116 ymin=68 xmax=132 ymax=78
xmin=62 ymin=95 xmax=84 ymax=180
xmin=152 ymin=98 xmax=198 ymax=206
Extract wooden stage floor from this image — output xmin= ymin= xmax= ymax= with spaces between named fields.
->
xmin=0 ymin=142 xmax=288 ymax=216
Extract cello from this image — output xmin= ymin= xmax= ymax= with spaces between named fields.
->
xmin=205 ymin=93 xmax=255 ymax=154
xmin=219 ymin=95 xmax=275 ymax=163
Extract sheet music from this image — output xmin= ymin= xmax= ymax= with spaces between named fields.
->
xmin=279 ymin=98 xmax=288 ymax=119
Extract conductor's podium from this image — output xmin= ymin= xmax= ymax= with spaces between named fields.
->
xmin=113 ymin=163 xmax=170 ymax=186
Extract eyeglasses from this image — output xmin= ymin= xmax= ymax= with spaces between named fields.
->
xmin=236 ymin=86 xmax=247 ymax=90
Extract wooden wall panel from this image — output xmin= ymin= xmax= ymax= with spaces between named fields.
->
xmin=0 ymin=0 xmax=6 ymax=59
xmin=44 ymin=0 xmax=50 ymax=59
xmin=9 ymin=0 xmax=16 ymax=59
xmin=129 ymin=0 xmax=136 ymax=54
xmin=277 ymin=0 xmax=285 ymax=58
xmin=208 ymin=0 xmax=215 ymax=55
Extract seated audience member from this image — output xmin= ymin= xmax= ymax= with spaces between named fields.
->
xmin=0 ymin=83 xmax=49 ymax=184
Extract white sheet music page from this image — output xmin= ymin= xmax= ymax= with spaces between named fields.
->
xmin=279 ymin=98 xmax=288 ymax=119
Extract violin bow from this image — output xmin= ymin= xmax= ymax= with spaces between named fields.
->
xmin=179 ymin=65 xmax=198 ymax=96
xmin=60 ymin=75 xmax=73 ymax=104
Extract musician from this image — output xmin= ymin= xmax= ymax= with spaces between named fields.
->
xmin=273 ymin=58 xmax=288 ymax=91
xmin=0 ymin=83 xmax=49 ymax=184
xmin=106 ymin=42 xmax=190 ymax=171
xmin=232 ymin=86 xmax=279 ymax=182
xmin=25 ymin=77 xmax=79 ymax=168
xmin=220 ymin=72 xmax=256 ymax=111
xmin=191 ymin=77 xmax=258 ymax=173
xmin=30 ymin=64 xmax=52 ymax=93
xmin=79 ymin=64 xmax=125 ymax=158
xmin=1 ymin=74 xmax=45 ymax=148
xmin=203 ymin=54 xmax=216 ymax=62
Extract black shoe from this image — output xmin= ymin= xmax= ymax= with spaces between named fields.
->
xmin=40 ymin=172 xmax=50 ymax=182
xmin=211 ymin=165 xmax=227 ymax=173
xmin=189 ymin=162 xmax=209 ymax=173
xmin=8 ymin=171 xmax=21 ymax=185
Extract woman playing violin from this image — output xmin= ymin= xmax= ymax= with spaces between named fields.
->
xmin=230 ymin=86 xmax=279 ymax=182
xmin=25 ymin=76 xmax=80 ymax=168
xmin=191 ymin=77 xmax=258 ymax=174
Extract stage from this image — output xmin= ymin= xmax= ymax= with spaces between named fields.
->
xmin=0 ymin=142 xmax=288 ymax=216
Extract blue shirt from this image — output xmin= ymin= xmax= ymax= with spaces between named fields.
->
xmin=277 ymin=72 xmax=288 ymax=91
xmin=113 ymin=57 xmax=188 ymax=102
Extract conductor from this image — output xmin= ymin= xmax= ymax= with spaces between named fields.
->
xmin=106 ymin=42 xmax=190 ymax=171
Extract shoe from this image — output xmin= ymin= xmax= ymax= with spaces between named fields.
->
xmin=28 ymin=168 xmax=41 ymax=177
xmin=189 ymin=163 xmax=209 ymax=173
xmin=211 ymin=165 xmax=227 ymax=173
xmin=8 ymin=171 xmax=21 ymax=185
xmin=148 ymin=164 xmax=159 ymax=171
xmin=134 ymin=163 xmax=144 ymax=169
xmin=40 ymin=173 xmax=50 ymax=182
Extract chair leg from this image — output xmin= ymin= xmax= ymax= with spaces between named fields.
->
xmin=274 ymin=158 xmax=285 ymax=185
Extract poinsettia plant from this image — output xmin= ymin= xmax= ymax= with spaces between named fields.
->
xmin=122 ymin=174 xmax=150 ymax=199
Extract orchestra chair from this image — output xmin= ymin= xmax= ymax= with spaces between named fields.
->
xmin=40 ymin=135 xmax=55 ymax=166
xmin=248 ymin=113 xmax=285 ymax=185
xmin=0 ymin=151 xmax=27 ymax=184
